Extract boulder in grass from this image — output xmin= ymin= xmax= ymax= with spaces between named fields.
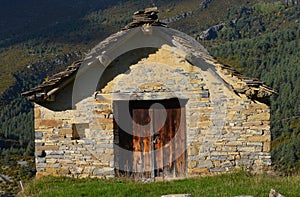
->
xmin=269 ymin=189 xmax=285 ymax=197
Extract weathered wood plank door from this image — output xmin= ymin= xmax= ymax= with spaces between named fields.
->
xmin=132 ymin=107 xmax=153 ymax=179
xmin=114 ymin=99 xmax=187 ymax=180
xmin=153 ymin=105 xmax=186 ymax=178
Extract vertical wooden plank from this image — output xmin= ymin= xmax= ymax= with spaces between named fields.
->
xmin=170 ymin=108 xmax=177 ymax=177
xmin=132 ymin=108 xmax=142 ymax=179
xmin=162 ymin=108 xmax=168 ymax=178
xmin=119 ymin=126 xmax=133 ymax=176
xmin=143 ymin=108 xmax=152 ymax=179
xmin=162 ymin=108 xmax=174 ymax=178
xmin=113 ymin=109 xmax=120 ymax=177
xmin=143 ymin=112 xmax=152 ymax=178
xmin=153 ymin=108 xmax=165 ymax=177
xmin=150 ymin=108 xmax=155 ymax=180
xmin=113 ymin=101 xmax=134 ymax=177
xmin=132 ymin=107 xmax=152 ymax=179
xmin=175 ymin=107 xmax=186 ymax=177
xmin=174 ymin=107 xmax=180 ymax=176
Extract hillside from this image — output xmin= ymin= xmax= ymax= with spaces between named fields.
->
xmin=206 ymin=3 xmax=300 ymax=172
xmin=0 ymin=0 xmax=300 ymax=195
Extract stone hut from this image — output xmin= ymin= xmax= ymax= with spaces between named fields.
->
xmin=22 ymin=7 xmax=276 ymax=180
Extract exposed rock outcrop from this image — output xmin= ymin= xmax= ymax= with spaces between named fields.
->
xmin=160 ymin=0 xmax=212 ymax=24
xmin=284 ymin=0 xmax=299 ymax=6
xmin=160 ymin=11 xmax=193 ymax=24
xmin=196 ymin=23 xmax=224 ymax=40
xmin=201 ymin=0 xmax=213 ymax=9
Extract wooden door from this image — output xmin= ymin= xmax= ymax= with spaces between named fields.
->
xmin=113 ymin=99 xmax=187 ymax=180
xmin=132 ymin=107 xmax=153 ymax=179
xmin=153 ymin=105 xmax=186 ymax=178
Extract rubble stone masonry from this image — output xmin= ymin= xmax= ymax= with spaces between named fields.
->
xmin=34 ymin=45 xmax=271 ymax=178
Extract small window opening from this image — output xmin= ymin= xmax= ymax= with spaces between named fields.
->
xmin=71 ymin=123 xmax=89 ymax=140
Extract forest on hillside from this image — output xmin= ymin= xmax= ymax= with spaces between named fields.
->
xmin=207 ymin=3 xmax=300 ymax=172
xmin=0 ymin=0 xmax=299 ymax=194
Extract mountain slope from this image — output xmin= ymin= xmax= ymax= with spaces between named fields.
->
xmin=206 ymin=3 xmax=300 ymax=172
xmin=0 ymin=0 xmax=300 ymax=194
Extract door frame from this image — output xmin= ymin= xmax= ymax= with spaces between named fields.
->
xmin=113 ymin=98 xmax=188 ymax=180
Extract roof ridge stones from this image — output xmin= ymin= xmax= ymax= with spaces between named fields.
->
xmin=122 ymin=7 xmax=167 ymax=30
xmin=22 ymin=7 xmax=277 ymax=103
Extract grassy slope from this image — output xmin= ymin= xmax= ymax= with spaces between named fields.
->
xmin=20 ymin=171 xmax=300 ymax=197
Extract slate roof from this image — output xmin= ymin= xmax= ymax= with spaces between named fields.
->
xmin=21 ymin=60 xmax=82 ymax=101
xmin=217 ymin=64 xmax=277 ymax=99
xmin=22 ymin=7 xmax=277 ymax=103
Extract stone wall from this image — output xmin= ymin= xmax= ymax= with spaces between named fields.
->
xmin=34 ymin=97 xmax=115 ymax=179
xmin=186 ymin=94 xmax=271 ymax=175
xmin=34 ymin=44 xmax=271 ymax=179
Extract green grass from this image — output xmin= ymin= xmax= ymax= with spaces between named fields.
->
xmin=20 ymin=171 xmax=300 ymax=197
